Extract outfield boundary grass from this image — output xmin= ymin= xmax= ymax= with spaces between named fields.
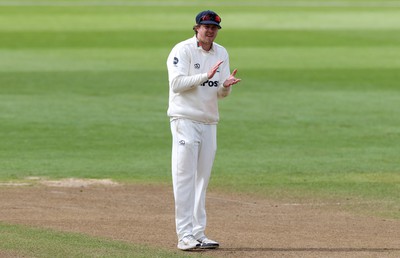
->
xmin=1 ymin=1 xmax=400 ymax=7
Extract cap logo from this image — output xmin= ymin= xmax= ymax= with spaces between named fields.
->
xmin=201 ymin=14 xmax=221 ymax=23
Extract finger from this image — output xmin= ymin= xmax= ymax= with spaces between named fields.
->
xmin=231 ymin=69 xmax=238 ymax=76
xmin=231 ymin=80 xmax=239 ymax=85
xmin=230 ymin=79 xmax=241 ymax=86
xmin=214 ymin=61 xmax=223 ymax=69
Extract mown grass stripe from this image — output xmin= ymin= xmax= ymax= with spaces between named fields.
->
xmin=1 ymin=0 xmax=400 ymax=7
xmin=2 ymin=30 xmax=400 ymax=49
xmin=1 ymin=7 xmax=400 ymax=31
xmin=1 ymin=47 xmax=400 ymax=72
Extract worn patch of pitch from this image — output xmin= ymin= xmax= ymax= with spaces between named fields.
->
xmin=0 ymin=178 xmax=119 ymax=188
xmin=40 ymin=178 xmax=119 ymax=187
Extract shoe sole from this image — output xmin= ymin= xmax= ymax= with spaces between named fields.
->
xmin=177 ymin=244 xmax=200 ymax=251
xmin=199 ymin=243 xmax=219 ymax=249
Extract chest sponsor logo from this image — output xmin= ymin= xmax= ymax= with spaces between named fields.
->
xmin=201 ymin=80 xmax=219 ymax=87
xmin=194 ymin=63 xmax=200 ymax=69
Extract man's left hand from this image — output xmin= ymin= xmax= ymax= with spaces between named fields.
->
xmin=223 ymin=69 xmax=241 ymax=88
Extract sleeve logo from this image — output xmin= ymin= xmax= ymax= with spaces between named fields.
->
xmin=173 ymin=57 xmax=179 ymax=65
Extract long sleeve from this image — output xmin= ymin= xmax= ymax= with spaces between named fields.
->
xmin=217 ymin=84 xmax=231 ymax=98
xmin=171 ymin=73 xmax=209 ymax=93
xmin=168 ymin=43 xmax=209 ymax=93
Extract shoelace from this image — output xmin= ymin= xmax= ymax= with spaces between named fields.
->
xmin=201 ymin=238 xmax=218 ymax=244
xmin=184 ymin=235 xmax=198 ymax=242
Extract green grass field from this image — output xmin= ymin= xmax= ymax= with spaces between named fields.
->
xmin=0 ymin=223 xmax=197 ymax=258
xmin=1 ymin=0 xmax=400 ymax=256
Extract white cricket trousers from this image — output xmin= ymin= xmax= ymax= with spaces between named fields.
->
xmin=170 ymin=118 xmax=217 ymax=241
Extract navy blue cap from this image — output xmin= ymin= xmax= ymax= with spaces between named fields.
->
xmin=195 ymin=10 xmax=221 ymax=29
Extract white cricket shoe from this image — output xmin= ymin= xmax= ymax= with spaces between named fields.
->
xmin=177 ymin=235 xmax=200 ymax=250
xmin=197 ymin=236 xmax=219 ymax=249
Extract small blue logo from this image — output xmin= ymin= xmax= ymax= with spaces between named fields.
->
xmin=173 ymin=57 xmax=179 ymax=65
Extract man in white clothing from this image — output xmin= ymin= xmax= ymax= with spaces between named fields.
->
xmin=166 ymin=10 xmax=241 ymax=251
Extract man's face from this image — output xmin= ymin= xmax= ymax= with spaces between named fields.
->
xmin=196 ymin=24 xmax=219 ymax=45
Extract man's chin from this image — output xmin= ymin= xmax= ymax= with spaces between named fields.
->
xmin=205 ymin=38 xmax=215 ymax=44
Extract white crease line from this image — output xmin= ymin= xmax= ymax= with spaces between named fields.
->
xmin=281 ymin=202 xmax=343 ymax=206
xmin=209 ymin=196 xmax=342 ymax=206
xmin=208 ymin=196 xmax=259 ymax=206
xmin=209 ymin=196 xmax=391 ymax=207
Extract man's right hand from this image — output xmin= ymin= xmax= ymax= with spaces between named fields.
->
xmin=207 ymin=60 xmax=223 ymax=79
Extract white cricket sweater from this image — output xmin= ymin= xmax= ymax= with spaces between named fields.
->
xmin=167 ymin=36 xmax=232 ymax=124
